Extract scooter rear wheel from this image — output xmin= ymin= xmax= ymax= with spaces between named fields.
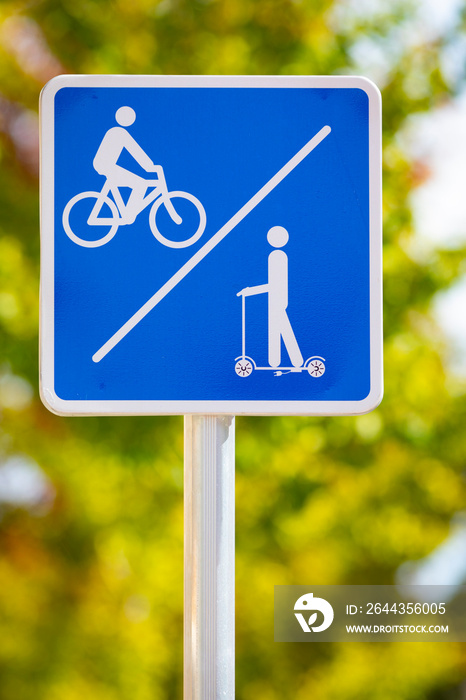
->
xmin=307 ymin=358 xmax=325 ymax=377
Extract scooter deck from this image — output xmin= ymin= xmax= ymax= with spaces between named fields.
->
xmin=254 ymin=366 xmax=305 ymax=371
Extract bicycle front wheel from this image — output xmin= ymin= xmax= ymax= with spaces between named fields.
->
xmin=149 ymin=191 xmax=206 ymax=249
xmin=63 ymin=191 xmax=120 ymax=248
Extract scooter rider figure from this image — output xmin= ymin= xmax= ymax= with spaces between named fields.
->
xmin=237 ymin=226 xmax=303 ymax=368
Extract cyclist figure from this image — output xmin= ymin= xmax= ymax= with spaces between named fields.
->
xmin=93 ymin=106 xmax=163 ymax=224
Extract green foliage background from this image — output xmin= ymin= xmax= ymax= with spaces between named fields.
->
xmin=1 ymin=0 xmax=466 ymax=697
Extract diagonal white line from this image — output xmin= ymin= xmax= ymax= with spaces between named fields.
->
xmin=92 ymin=125 xmax=331 ymax=363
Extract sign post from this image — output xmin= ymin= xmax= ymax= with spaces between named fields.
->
xmin=184 ymin=416 xmax=235 ymax=700
xmin=40 ymin=75 xmax=382 ymax=699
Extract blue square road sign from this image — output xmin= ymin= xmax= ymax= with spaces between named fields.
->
xmin=40 ymin=75 xmax=382 ymax=416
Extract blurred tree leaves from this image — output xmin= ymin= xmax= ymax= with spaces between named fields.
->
xmin=1 ymin=0 xmax=466 ymax=698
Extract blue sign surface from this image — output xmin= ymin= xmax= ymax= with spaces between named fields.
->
xmin=40 ymin=76 xmax=382 ymax=415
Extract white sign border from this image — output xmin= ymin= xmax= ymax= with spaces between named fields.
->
xmin=40 ymin=74 xmax=383 ymax=416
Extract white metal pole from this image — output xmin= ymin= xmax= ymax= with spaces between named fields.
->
xmin=184 ymin=415 xmax=235 ymax=700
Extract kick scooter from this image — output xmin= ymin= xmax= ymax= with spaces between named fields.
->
xmin=234 ymin=291 xmax=326 ymax=378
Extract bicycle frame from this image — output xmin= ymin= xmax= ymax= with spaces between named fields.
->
xmin=87 ymin=169 xmax=181 ymax=226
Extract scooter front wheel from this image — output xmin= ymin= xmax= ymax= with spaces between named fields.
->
xmin=149 ymin=191 xmax=206 ymax=249
xmin=235 ymin=359 xmax=254 ymax=377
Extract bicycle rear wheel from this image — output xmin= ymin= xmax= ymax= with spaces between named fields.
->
xmin=63 ymin=191 xmax=120 ymax=248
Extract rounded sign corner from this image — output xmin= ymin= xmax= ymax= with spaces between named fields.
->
xmin=40 ymin=74 xmax=73 ymax=106
xmin=39 ymin=383 xmax=73 ymax=417
xmin=351 ymin=75 xmax=382 ymax=106
xmin=355 ymin=381 xmax=384 ymax=415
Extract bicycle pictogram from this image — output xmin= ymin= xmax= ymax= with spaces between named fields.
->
xmin=62 ymin=106 xmax=206 ymax=249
